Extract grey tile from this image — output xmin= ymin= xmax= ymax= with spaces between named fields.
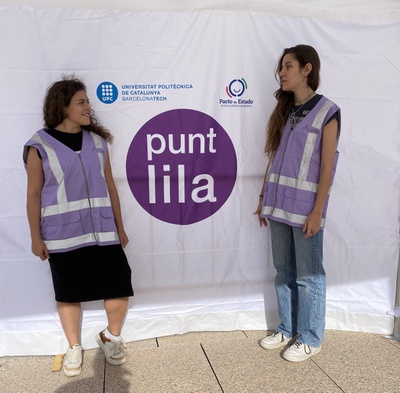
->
xmin=243 ymin=329 xmax=274 ymax=341
xmin=157 ymin=330 xmax=247 ymax=346
xmin=126 ymin=337 xmax=158 ymax=350
xmin=314 ymin=330 xmax=400 ymax=393
xmin=105 ymin=343 xmax=221 ymax=393
xmin=0 ymin=348 xmax=104 ymax=393
xmin=202 ymin=337 xmax=342 ymax=393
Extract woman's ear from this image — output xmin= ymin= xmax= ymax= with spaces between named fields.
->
xmin=303 ymin=63 xmax=313 ymax=76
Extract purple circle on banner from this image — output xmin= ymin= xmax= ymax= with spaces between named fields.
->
xmin=126 ymin=109 xmax=237 ymax=225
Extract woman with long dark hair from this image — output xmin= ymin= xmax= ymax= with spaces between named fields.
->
xmin=254 ymin=45 xmax=341 ymax=362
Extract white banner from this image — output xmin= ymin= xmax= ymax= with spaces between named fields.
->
xmin=0 ymin=3 xmax=399 ymax=355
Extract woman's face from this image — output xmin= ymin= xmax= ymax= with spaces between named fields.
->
xmin=64 ymin=90 xmax=91 ymax=127
xmin=278 ymin=53 xmax=305 ymax=92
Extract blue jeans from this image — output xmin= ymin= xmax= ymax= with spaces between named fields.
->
xmin=269 ymin=219 xmax=326 ymax=347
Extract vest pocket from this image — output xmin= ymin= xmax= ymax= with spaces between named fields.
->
xmin=282 ymin=187 xmax=316 ymax=216
xmin=41 ymin=211 xmax=83 ymax=240
xmin=100 ymin=207 xmax=117 ymax=232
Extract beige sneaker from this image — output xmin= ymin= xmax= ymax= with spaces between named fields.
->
xmin=259 ymin=331 xmax=291 ymax=350
xmin=283 ymin=341 xmax=321 ymax=362
xmin=95 ymin=330 xmax=127 ymax=365
xmin=63 ymin=344 xmax=83 ymax=377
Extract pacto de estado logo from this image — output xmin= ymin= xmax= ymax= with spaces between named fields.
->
xmin=220 ymin=78 xmax=253 ymax=107
xmin=126 ymin=109 xmax=237 ymax=225
xmin=226 ymin=78 xmax=247 ymax=98
xmin=96 ymin=82 xmax=118 ymax=104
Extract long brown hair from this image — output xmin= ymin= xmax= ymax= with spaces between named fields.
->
xmin=265 ymin=45 xmax=320 ymax=159
xmin=43 ymin=75 xmax=113 ymax=143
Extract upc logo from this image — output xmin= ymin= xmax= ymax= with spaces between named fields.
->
xmin=226 ymin=78 xmax=247 ymax=98
xmin=126 ymin=109 xmax=237 ymax=225
xmin=96 ymin=82 xmax=118 ymax=104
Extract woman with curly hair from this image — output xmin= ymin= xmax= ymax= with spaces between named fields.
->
xmin=24 ymin=75 xmax=133 ymax=376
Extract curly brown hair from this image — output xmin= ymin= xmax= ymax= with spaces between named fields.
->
xmin=265 ymin=45 xmax=320 ymax=159
xmin=43 ymin=75 xmax=113 ymax=143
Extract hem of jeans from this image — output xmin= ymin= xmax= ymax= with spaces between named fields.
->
xmin=296 ymin=338 xmax=322 ymax=348
xmin=276 ymin=329 xmax=292 ymax=340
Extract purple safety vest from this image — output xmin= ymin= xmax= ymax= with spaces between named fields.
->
xmin=24 ymin=129 xmax=120 ymax=252
xmin=261 ymin=96 xmax=340 ymax=228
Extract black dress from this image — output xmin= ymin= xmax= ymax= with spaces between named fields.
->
xmin=43 ymin=129 xmax=134 ymax=302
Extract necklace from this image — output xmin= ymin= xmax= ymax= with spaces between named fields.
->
xmin=290 ymin=91 xmax=316 ymax=119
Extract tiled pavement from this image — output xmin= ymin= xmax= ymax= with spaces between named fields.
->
xmin=1 ymin=330 xmax=400 ymax=392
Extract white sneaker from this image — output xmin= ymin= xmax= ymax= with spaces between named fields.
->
xmin=259 ymin=331 xmax=291 ymax=350
xmin=95 ymin=330 xmax=127 ymax=365
xmin=63 ymin=344 xmax=83 ymax=377
xmin=283 ymin=341 xmax=321 ymax=362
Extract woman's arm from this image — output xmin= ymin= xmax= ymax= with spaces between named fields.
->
xmin=104 ymin=148 xmax=129 ymax=248
xmin=26 ymin=147 xmax=49 ymax=260
xmin=303 ymin=118 xmax=338 ymax=238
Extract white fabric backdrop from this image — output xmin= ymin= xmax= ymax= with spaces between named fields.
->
xmin=0 ymin=1 xmax=399 ymax=355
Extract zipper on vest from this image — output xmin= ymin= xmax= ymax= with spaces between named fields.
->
xmin=77 ymin=153 xmax=99 ymax=243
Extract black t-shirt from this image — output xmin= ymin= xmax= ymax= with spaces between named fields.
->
xmin=45 ymin=128 xmax=83 ymax=151
xmin=290 ymin=94 xmax=340 ymax=130
xmin=35 ymin=128 xmax=83 ymax=159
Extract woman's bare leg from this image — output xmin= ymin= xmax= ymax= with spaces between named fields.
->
xmin=103 ymin=298 xmax=129 ymax=336
xmin=57 ymin=302 xmax=82 ymax=347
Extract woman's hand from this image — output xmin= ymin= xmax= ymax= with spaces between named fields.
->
xmin=118 ymin=228 xmax=129 ymax=248
xmin=303 ymin=210 xmax=322 ymax=238
xmin=253 ymin=197 xmax=268 ymax=227
xmin=31 ymin=238 xmax=49 ymax=261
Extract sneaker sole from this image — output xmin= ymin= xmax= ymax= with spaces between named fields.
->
xmin=95 ymin=333 xmax=126 ymax=366
xmin=63 ymin=365 xmax=82 ymax=377
xmin=259 ymin=339 xmax=288 ymax=350
xmin=282 ymin=346 xmax=321 ymax=362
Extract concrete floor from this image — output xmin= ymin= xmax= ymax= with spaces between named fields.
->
xmin=1 ymin=330 xmax=399 ymax=393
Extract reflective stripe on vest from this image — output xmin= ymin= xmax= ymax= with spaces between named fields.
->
xmin=42 ymin=197 xmax=112 ymax=217
xmin=262 ymin=206 xmax=326 ymax=228
xmin=298 ymin=100 xmax=335 ymax=183
xmin=44 ymin=231 xmax=119 ymax=251
xmin=92 ymin=132 xmax=106 ymax=178
xmin=30 ymin=133 xmax=67 ymax=205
